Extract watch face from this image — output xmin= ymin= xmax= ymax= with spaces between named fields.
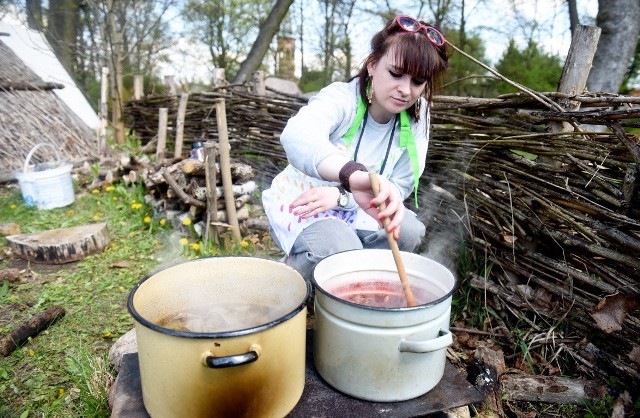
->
xmin=338 ymin=193 xmax=348 ymax=207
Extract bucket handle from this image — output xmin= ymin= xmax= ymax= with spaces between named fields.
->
xmin=203 ymin=345 xmax=260 ymax=369
xmin=23 ymin=143 xmax=61 ymax=173
xmin=398 ymin=329 xmax=452 ymax=353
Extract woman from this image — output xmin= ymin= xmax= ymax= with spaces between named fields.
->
xmin=262 ymin=15 xmax=450 ymax=281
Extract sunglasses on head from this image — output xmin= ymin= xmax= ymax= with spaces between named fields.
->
xmin=395 ymin=15 xmax=445 ymax=47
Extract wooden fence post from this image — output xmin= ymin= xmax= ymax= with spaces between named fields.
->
xmin=156 ymin=108 xmax=168 ymax=163
xmin=203 ymin=141 xmax=218 ymax=243
xmin=174 ymin=93 xmax=189 ymax=158
xmin=212 ymin=68 xmax=226 ymax=88
xmin=551 ymin=24 xmax=601 ymax=132
xmin=133 ymin=75 xmax=143 ymax=100
xmin=164 ymin=75 xmax=177 ymax=96
xmin=98 ymin=66 xmax=109 ymax=154
xmin=215 ymin=99 xmax=242 ymax=245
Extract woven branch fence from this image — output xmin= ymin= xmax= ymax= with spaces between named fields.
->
xmin=124 ymin=84 xmax=640 ymax=388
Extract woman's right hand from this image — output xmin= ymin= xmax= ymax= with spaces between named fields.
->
xmin=349 ymin=172 xmax=405 ymax=240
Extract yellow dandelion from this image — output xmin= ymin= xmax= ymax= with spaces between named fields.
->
xmin=179 ymin=238 xmax=189 ymax=246
xmin=105 ymin=185 xmax=115 ymax=191
xmin=190 ymin=243 xmax=200 ymax=251
xmin=10 ymin=204 xmax=17 ymax=209
xmin=58 ymin=388 xmax=65 ymax=397
xmin=160 ymin=218 xmax=166 ymax=225
xmin=132 ymin=203 xmax=143 ymax=210
xmin=103 ymin=331 xmax=112 ymax=338
xmin=240 ymin=241 xmax=249 ymax=248
xmin=118 ymin=286 xmax=125 ymax=292
xmin=28 ymin=349 xmax=35 ymax=357
xmin=67 ymin=209 xmax=74 ymax=216
xmin=92 ymin=214 xmax=100 ymax=221
xmin=144 ymin=216 xmax=152 ymax=223
xmin=91 ymin=189 xmax=100 ymax=194
xmin=182 ymin=218 xmax=192 ymax=226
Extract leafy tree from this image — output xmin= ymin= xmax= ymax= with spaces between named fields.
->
xmin=492 ymin=39 xmax=563 ymax=94
xmin=182 ymin=0 xmax=275 ymax=82
xmin=81 ymin=0 xmax=176 ymax=144
xmin=233 ymin=0 xmax=294 ymax=84
xmin=298 ymin=68 xmax=325 ymax=93
xmin=440 ymin=28 xmax=496 ymax=98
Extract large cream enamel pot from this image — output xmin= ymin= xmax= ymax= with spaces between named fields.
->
xmin=128 ymin=256 xmax=311 ymax=418
xmin=312 ymin=249 xmax=457 ymax=402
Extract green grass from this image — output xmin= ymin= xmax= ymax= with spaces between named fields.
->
xmin=0 ymin=182 xmax=275 ymax=417
xmin=0 ymin=179 xmax=628 ymax=417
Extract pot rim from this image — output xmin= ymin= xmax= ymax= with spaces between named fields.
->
xmin=311 ymin=249 xmax=458 ymax=312
xmin=128 ymin=256 xmax=311 ymax=339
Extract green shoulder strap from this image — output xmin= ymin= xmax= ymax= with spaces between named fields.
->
xmin=342 ymin=95 xmax=367 ymax=146
xmin=342 ymin=95 xmax=420 ymax=207
xmin=399 ymin=110 xmax=420 ymax=207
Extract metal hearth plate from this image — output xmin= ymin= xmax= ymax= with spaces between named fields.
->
xmin=111 ymin=330 xmax=483 ymax=417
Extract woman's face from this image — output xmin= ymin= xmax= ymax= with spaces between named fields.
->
xmin=367 ymin=49 xmax=427 ymax=123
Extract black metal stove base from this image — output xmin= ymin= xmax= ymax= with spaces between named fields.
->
xmin=111 ymin=331 xmax=483 ymax=417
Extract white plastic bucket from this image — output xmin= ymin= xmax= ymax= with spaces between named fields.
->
xmin=15 ymin=143 xmax=75 ymax=210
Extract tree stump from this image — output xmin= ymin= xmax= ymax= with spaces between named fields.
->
xmin=6 ymin=222 xmax=110 ymax=264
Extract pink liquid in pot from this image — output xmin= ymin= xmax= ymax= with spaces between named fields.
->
xmin=326 ymin=280 xmax=440 ymax=308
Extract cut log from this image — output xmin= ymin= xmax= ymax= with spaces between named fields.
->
xmin=0 ymin=268 xmax=20 ymax=283
xmin=0 ymin=268 xmax=21 ymax=283
xmin=0 ymin=305 xmax=66 ymax=357
xmin=6 ymin=223 xmax=110 ymax=264
xmin=470 ymin=346 xmax=506 ymax=417
xmin=501 ymin=374 xmax=605 ymax=404
xmin=0 ymin=223 xmax=20 ymax=236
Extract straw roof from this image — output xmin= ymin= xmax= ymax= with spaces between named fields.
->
xmin=0 ymin=38 xmax=97 ymax=181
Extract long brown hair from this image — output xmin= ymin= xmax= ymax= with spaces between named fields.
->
xmin=356 ymin=16 xmax=450 ymax=120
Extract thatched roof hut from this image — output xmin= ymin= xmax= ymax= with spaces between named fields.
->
xmin=0 ymin=33 xmax=97 ymax=182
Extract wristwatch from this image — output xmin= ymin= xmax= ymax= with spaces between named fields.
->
xmin=339 ymin=161 xmax=368 ymax=192
xmin=336 ymin=185 xmax=349 ymax=207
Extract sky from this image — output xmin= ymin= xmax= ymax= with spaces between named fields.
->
xmin=158 ymin=0 xmax=600 ymax=84
xmin=1 ymin=0 xmax=600 ymax=85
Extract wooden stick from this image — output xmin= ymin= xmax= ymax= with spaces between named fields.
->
xmin=156 ymin=107 xmax=168 ymax=163
xmin=204 ymin=142 xmax=218 ymax=243
xmin=368 ymin=172 xmax=416 ymax=307
xmin=215 ymin=99 xmax=242 ymax=245
xmin=160 ymin=168 xmax=205 ymax=208
xmin=0 ymin=306 xmax=66 ymax=357
xmin=174 ymin=92 xmax=189 ymax=158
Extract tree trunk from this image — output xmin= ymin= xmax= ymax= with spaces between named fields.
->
xmin=586 ymin=0 xmax=640 ymax=93
xmin=567 ymin=0 xmax=579 ymax=35
xmin=26 ymin=0 xmax=42 ymax=31
xmin=107 ymin=0 xmax=126 ymax=145
xmin=45 ymin=0 xmax=80 ymax=76
xmin=232 ymin=0 xmax=294 ymax=84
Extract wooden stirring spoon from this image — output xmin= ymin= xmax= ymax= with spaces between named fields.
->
xmin=368 ymin=171 xmax=417 ymax=307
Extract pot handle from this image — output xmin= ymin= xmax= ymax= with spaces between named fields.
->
xmin=204 ymin=347 xmax=260 ymax=369
xmin=399 ymin=329 xmax=452 ymax=353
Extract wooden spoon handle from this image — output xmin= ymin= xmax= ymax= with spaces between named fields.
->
xmin=368 ymin=172 xmax=417 ymax=307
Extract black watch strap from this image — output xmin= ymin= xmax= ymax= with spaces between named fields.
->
xmin=339 ymin=161 xmax=367 ymax=192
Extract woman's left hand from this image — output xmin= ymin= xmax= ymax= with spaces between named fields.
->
xmin=289 ymin=186 xmax=340 ymax=219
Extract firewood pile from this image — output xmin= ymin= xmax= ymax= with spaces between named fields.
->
xmin=141 ymin=156 xmax=258 ymax=234
xmin=123 ymin=85 xmax=640 ymax=391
